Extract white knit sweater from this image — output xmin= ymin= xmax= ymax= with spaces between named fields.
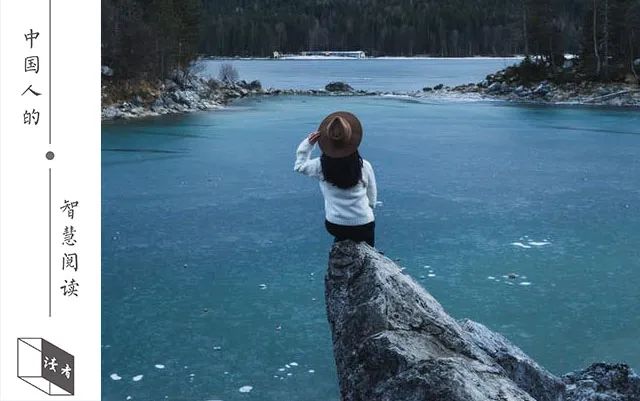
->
xmin=294 ymin=137 xmax=377 ymax=225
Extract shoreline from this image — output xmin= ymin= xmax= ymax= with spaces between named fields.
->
xmin=441 ymin=61 xmax=640 ymax=108
xmin=101 ymin=80 xmax=376 ymax=121
xmin=445 ymin=81 xmax=640 ymax=108
xmin=101 ymin=70 xmax=639 ymax=121
xmin=101 ymin=70 xmax=384 ymax=121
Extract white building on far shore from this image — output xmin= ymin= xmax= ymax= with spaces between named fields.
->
xmin=273 ymin=50 xmax=366 ymax=59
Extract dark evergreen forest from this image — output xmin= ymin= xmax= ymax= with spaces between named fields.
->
xmin=102 ymin=0 xmax=640 ymax=81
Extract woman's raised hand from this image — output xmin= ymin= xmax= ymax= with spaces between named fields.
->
xmin=307 ymin=131 xmax=321 ymax=144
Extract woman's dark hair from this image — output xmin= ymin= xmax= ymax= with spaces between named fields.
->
xmin=320 ymin=151 xmax=363 ymax=189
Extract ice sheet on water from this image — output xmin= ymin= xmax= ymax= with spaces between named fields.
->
xmin=238 ymin=385 xmax=253 ymax=393
xmin=512 ymin=238 xmax=552 ymax=248
xmin=528 ymin=241 xmax=551 ymax=246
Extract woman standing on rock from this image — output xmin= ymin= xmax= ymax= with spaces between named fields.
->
xmin=294 ymin=111 xmax=378 ymax=247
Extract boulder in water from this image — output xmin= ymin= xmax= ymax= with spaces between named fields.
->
xmin=325 ymin=82 xmax=354 ymax=92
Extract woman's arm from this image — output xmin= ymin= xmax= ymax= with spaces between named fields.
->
xmin=363 ymin=160 xmax=377 ymax=209
xmin=293 ymin=132 xmax=322 ymax=178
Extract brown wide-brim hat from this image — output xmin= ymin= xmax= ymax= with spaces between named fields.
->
xmin=317 ymin=111 xmax=363 ymax=158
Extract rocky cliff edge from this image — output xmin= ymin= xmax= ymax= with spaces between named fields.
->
xmin=324 ymin=240 xmax=639 ymax=401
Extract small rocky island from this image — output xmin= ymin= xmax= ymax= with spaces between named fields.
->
xmin=325 ymin=240 xmax=639 ymax=401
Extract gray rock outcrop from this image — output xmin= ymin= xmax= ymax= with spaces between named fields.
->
xmin=326 ymin=81 xmax=354 ymax=92
xmin=324 ymin=240 xmax=639 ymax=401
xmin=563 ymin=363 xmax=640 ymax=401
xmin=101 ymin=69 xmax=267 ymax=120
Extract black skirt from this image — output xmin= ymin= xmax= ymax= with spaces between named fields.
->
xmin=325 ymin=219 xmax=375 ymax=247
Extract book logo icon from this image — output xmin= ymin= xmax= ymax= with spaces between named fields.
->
xmin=17 ymin=338 xmax=74 ymax=396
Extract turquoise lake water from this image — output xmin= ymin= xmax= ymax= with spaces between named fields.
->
xmin=103 ymin=61 xmax=640 ymax=401
xmin=197 ymin=57 xmax=521 ymax=91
